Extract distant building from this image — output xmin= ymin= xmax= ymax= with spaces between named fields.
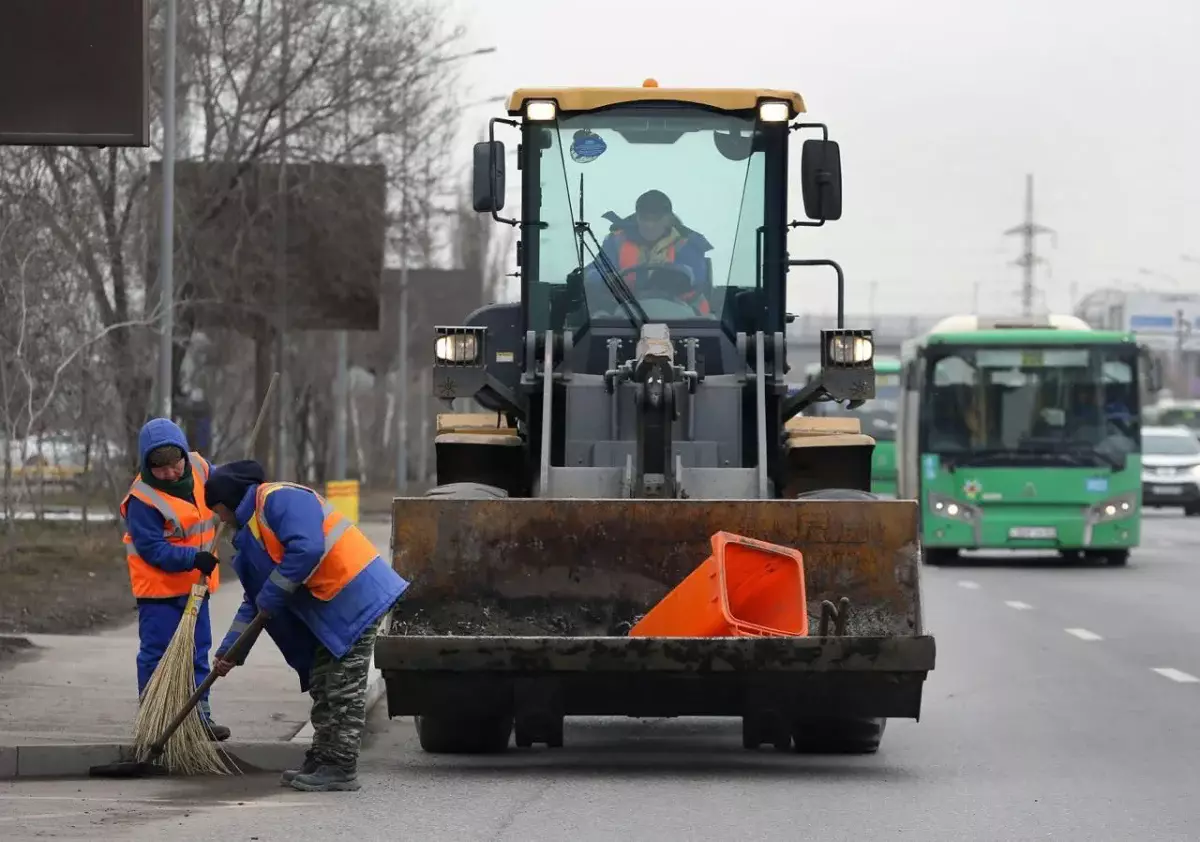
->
xmin=1075 ymin=287 xmax=1200 ymax=398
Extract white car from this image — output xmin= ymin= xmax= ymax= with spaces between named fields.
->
xmin=1141 ymin=425 xmax=1200 ymax=516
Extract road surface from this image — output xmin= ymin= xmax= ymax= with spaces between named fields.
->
xmin=4 ymin=511 xmax=1200 ymax=841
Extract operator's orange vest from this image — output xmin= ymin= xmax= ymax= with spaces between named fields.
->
xmin=247 ymin=482 xmax=378 ymax=601
xmin=120 ymin=453 xmax=221 ymax=599
xmin=616 ymin=234 xmax=711 ymax=315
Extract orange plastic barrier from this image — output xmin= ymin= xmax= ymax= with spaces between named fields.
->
xmin=629 ymin=531 xmax=808 ymax=638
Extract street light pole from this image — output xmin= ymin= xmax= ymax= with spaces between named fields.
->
xmin=155 ymin=0 xmax=179 ymax=420
xmin=273 ymin=0 xmax=293 ymax=480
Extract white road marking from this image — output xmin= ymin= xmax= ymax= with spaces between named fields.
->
xmin=957 ymin=580 xmax=981 ymax=590
xmin=1065 ymin=628 xmax=1103 ymax=641
xmin=1005 ymin=600 xmax=1034 ymax=610
xmin=1153 ymin=667 xmax=1200 ymax=683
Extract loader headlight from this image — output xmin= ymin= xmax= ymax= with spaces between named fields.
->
xmin=758 ymin=101 xmax=790 ymax=122
xmin=929 ymin=492 xmax=978 ymax=522
xmin=1088 ymin=492 xmax=1137 ymax=522
xmin=525 ymin=100 xmax=556 ymax=121
xmin=827 ymin=334 xmax=874 ymax=365
xmin=434 ymin=328 xmax=483 ymax=365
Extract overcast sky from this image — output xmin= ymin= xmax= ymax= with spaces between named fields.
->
xmin=440 ymin=0 xmax=1199 ymax=318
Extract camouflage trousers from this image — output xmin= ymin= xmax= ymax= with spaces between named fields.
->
xmin=308 ymin=614 xmax=384 ymax=771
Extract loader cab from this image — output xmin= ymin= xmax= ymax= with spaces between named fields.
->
xmin=440 ymin=84 xmax=871 ymax=500
xmin=469 ymin=84 xmax=846 ymax=380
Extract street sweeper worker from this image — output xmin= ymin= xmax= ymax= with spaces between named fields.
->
xmin=120 ymin=417 xmax=230 ymax=742
xmin=203 ymin=460 xmax=409 ymax=793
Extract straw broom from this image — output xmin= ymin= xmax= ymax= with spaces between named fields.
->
xmin=131 ymin=374 xmax=279 ymax=775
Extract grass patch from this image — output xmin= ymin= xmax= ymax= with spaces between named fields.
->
xmin=0 ymin=521 xmax=135 ymax=635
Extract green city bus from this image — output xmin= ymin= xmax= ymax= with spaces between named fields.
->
xmin=896 ymin=314 xmax=1160 ymax=566
xmin=798 ymin=356 xmax=901 ymax=496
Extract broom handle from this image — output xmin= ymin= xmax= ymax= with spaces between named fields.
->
xmin=149 ymin=610 xmax=270 ymax=756
xmin=147 ymin=376 xmax=282 ymax=758
xmin=205 ymin=371 xmax=280 ymax=555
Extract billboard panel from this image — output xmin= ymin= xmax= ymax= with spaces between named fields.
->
xmin=147 ymin=160 xmax=388 ymax=333
xmin=1123 ymin=291 xmax=1200 ymax=352
xmin=0 ymin=0 xmax=149 ymax=146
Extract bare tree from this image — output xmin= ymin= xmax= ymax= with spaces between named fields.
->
xmin=0 ymin=171 xmax=159 ymax=521
xmin=0 ymin=0 xmax=470 ymax=466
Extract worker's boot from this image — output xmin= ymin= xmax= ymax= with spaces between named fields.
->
xmin=279 ymin=752 xmax=321 ymax=786
xmin=202 ymin=720 xmax=231 ymax=742
xmin=198 ymin=700 xmax=230 ymax=742
xmin=289 ymin=764 xmax=360 ymax=792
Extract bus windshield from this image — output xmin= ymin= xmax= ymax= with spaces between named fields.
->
xmin=530 ymin=106 xmax=764 ymax=332
xmin=921 ymin=345 xmax=1139 ymax=466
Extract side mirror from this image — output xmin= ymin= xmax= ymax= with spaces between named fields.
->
xmin=472 ymin=140 xmax=506 ymax=213
xmin=800 ymin=138 xmax=843 ymax=221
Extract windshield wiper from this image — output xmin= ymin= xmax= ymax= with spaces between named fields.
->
xmin=955 ymin=448 xmax=1091 ymax=468
xmin=567 ymin=170 xmax=647 ymax=329
xmin=1061 ymin=441 xmax=1122 ymax=470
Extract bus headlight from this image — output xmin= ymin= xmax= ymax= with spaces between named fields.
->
xmin=1088 ymin=492 xmax=1137 ymax=522
xmin=929 ymin=493 xmax=979 ymax=522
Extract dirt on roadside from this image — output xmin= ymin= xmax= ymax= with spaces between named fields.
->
xmin=0 ymin=521 xmax=136 ymax=636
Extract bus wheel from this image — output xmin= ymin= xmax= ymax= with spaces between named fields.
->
xmin=924 ymin=548 xmax=957 ymax=565
xmin=1101 ymin=550 xmax=1129 ymax=566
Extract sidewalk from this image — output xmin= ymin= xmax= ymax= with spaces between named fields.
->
xmin=0 ymin=519 xmax=393 ymax=775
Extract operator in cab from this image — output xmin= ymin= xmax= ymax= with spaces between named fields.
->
xmin=584 ymin=189 xmax=715 ymax=316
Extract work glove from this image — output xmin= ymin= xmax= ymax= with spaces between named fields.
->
xmin=193 ymin=551 xmax=220 ymax=577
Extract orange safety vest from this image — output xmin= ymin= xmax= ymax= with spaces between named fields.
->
xmin=248 ymin=481 xmax=378 ymax=602
xmin=616 ymin=235 xmax=711 ymax=316
xmin=120 ymin=452 xmax=221 ymax=599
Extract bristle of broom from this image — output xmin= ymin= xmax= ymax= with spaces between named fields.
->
xmin=132 ymin=585 xmax=235 ymax=776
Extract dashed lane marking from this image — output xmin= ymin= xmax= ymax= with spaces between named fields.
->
xmin=1152 ymin=667 xmax=1200 ymax=683
xmin=1065 ymin=628 xmax=1103 ymax=641
xmin=1004 ymin=601 xmax=1034 ymax=610
xmin=957 ymin=580 xmax=981 ymax=590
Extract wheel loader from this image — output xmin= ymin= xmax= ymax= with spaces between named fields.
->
xmin=376 ymin=81 xmax=936 ymax=755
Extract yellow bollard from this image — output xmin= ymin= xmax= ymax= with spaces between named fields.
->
xmin=325 ymin=479 xmax=360 ymax=524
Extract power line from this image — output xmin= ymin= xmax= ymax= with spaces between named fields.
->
xmin=1003 ymin=173 xmax=1057 ymax=317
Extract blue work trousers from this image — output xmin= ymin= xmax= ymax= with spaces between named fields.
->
xmin=136 ymin=598 xmax=215 ymax=721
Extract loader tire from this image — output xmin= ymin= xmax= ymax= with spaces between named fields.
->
xmin=413 ymin=481 xmax=514 ymax=754
xmin=790 ymin=489 xmax=888 ymax=754
xmin=424 ymin=482 xmax=509 ymax=499
xmin=792 ymin=488 xmax=880 ymax=502
xmin=792 ymin=715 xmax=886 ymax=755
xmin=414 ymin=713 xmax=513 ymax=754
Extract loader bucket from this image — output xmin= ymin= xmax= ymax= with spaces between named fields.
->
xmin=380 ymin=496 xmax=934 ymax=737
xmin=389 ymin=497 xmax=924 ymax=638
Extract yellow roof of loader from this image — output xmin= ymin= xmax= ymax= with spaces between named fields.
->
xmin=506 ymin=80 xmax=806 ymax=117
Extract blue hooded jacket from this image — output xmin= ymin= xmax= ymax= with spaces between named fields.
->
xmin=123 ymin=419 xmax=205 ymax=580
xmin=215 ymin=481 xmax=409 ymax=678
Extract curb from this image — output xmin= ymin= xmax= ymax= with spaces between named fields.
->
xmin=0 ymin=740 xmax=310 ymax=780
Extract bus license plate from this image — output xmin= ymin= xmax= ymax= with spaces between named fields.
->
xmin=1009 ymin=526 xmax=1057 ymax=539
